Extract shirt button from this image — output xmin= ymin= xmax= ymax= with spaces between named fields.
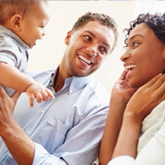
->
xmin=27 ymin=131 xmax=30 ymax=135
xmin=40 ymin=110 xmax=45 ymax=114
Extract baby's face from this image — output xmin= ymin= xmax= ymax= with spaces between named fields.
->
xmin=19 ymin=2 xmax=51 ymax=48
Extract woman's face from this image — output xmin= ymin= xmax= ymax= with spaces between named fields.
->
xmin=120 ymin=23 xmax=165 ymax=88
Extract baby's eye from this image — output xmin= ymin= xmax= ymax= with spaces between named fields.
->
xmin=40 ymin=26 xmax=45 ymax=29
xmin=100 ymin=47 xmax=108 ymax=55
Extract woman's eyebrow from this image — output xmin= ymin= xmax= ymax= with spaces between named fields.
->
xmin=129 ymin=34 xmax=144 ymax=41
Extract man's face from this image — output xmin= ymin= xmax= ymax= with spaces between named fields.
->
xmin=62 ymin=21 xmax=115 ymax=77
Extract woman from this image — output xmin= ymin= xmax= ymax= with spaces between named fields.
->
xmin=99 ymin=12 xmax=165 ymax=165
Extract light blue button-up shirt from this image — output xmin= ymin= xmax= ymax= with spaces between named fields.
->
xmin=0 ymin=69 xmax=110 ymax=165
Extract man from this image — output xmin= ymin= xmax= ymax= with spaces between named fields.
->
xmin=0 ymin=12 xmax=118 ymax=165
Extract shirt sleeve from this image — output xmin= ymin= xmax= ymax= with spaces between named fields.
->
xmin=108 ymin=122 xmax=165 ymax=165
xmin=0 ymin=38 xmax=21 ymax=67
xmin=33 ymin=143 xmax=67 ymax=165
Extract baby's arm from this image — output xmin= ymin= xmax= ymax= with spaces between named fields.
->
xmin=26 ymin=83 xmax=54 ymax=107
xmin=0 ymin=62 xmax=54 ymax=106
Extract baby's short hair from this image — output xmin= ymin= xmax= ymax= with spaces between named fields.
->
xmin=0 ymin=0 xmax=47 ymax=25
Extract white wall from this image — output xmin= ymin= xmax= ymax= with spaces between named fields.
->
xmin=134 ymin=0 xmax=165 ymax=18
xmin=27 ymin=1 xmax=136 ymax=93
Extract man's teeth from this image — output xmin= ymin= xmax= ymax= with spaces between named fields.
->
xmin=125 ymin=65 xmax=136 ymax=71
xmin=78 ymin=55 xmax=92 ymax=64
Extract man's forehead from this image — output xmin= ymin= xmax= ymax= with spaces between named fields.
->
xmin=73 ymin=21 xmax=115 ymax=50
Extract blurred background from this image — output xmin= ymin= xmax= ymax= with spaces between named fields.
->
xmin=28 ymin=0 xmax=165 ymax=93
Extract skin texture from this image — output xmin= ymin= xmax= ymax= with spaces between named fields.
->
xmin=99 ymin=23 xmax=165 ymax=165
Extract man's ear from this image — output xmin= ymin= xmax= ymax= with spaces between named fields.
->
xmin=10 ymin=14 xmax=22 ymax=31
xmin=65 ymin=31 xmax=72 ymax=45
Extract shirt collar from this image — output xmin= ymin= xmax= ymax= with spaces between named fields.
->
xmin=0 ymin=25 xmax=29 ymax=50
xmin=50 ymin=67 xmax=94 ymax=94
xmin=68 ymin=75 xmax=93 ymax=94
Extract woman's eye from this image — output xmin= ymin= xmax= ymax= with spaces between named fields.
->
xmin=132 ymin=41 xmax=139 ymax=47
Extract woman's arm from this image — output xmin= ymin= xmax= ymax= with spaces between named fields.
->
xmin=99 ymin=71 xmax=137 ymax=165
xmin=108 ymin=105 xmax=165 ymax=165
xmin=111 ymin=73 xmax=165 ymax=161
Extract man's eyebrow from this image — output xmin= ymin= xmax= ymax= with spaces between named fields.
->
xmin=84 ymin=30 xmax=110 ymax=49
xmin=129 ymin=34 xmax=144 ymax=40
xmin=85 ymin=30 xmax=96 ymax=38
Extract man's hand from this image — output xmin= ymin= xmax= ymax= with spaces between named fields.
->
xmin=0 ymin=85 xmax=21 ymax=135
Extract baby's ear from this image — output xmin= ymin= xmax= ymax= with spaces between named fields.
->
xmin=65 ymin=31 xmax=72 ymax=45
xmin=10 ymin=14 xmax=22 ymax=31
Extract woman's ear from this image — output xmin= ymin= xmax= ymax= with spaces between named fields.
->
xmin=65 ymin=31 xmax=72 ymax=45
xmin=10 ymin=14 xmax=22 ymax=31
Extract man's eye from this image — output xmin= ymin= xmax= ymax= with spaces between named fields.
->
xmin=84 ymin=35 xmax=91 ymax=41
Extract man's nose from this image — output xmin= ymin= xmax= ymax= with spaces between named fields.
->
xmin=86 ymin=45 xmax=97 ymax=56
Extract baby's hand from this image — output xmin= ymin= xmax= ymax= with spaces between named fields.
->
xmin=26 ymin=83 xmax=54 ymax=107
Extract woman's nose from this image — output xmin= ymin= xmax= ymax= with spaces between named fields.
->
xmin=120 ymin=50 xmax=131 ymax=62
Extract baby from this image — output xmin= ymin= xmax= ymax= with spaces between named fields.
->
xmin=0 ymin=0 xmax=54 ymax=107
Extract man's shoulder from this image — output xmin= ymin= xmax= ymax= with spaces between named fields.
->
xmin=27 ymin=69 xmax=54 ymax=81
xmin=81 ymin=78 xmax=110 ymax=116
xmin=86 ymin=78 xmax=110 ymax=104
xmin=89 ymin=78 xmax=109 ymax=95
